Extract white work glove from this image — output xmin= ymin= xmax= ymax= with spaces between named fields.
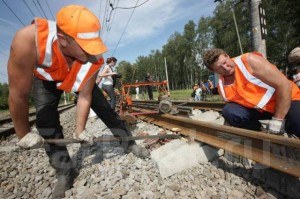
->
xmin=75 ymin=129 xmax=94 ymax=145
xmin=17 ymin=128 xmax=45 ymax=149
xmin=259 ymin=117 xmax=285 ymax=134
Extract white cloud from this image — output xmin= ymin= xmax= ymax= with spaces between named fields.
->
xmin=102 ymin=0 xmax=183 ymax=48
xmin=0 ymin=0 xmax=216 ymax=83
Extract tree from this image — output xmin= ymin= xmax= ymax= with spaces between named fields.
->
xmin=211 ymin=0 xmax=252 ymax=57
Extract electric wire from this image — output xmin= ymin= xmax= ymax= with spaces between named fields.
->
xmin=44 ymin=0 xmax=55 ymax=20
xmin=32 ymin=0 xmax=46 ymax=18
xmin=36 ymin=0 xmax=48 ymax=19
xmin=1 ymin=0 xmax=26 ymax=26
xmin=103 ymin=0 xmax=119 ymax=43
xmin=22 ymin=0 xmax=35 ymax=18
xmin=106 ymin=0 xmax=116 ymax=24
xmin=100 ymin=0 xmax=110 ymax=36
xmin=112 ymin=0 xmax=140 ymax=56
xmin=114 ymin=0 xmax=150 ymax=9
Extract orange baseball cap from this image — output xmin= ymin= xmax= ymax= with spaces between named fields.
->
xmin=56 ymin=5 xmax=107 ymax=55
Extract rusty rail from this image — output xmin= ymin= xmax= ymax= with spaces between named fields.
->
xmin=132 ymin=100 xmax=225 ymax=111
xmin=136 ymin=112 xmax=300 ymax=178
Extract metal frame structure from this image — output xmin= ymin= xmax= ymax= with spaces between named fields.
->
xmin=119 ymin=80 xmax=169 ymax=116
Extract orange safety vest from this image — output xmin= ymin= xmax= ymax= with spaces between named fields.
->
xmin=218 ymin=53 xmax=300 ymax=113
xmin=32 ymin=18 xmax=104 ymax=92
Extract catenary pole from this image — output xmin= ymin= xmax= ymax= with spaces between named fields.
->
xmin=250 ymin=0 xmax=267 ymax=57
xmin=164 ymin=57 xmax=170 ymax=94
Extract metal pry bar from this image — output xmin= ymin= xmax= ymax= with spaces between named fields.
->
xmin=45 ymin=134 xmax=180 ymax=145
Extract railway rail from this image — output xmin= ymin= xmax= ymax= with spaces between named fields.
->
xmin=128 ymin=101 xmax=300 ymax=179
xmin=0 ymin=103 xmax=75 ymax=139
xmin=132 ymin=100 xmax=225 ymax=112
xmin=1 ymin=101 xmax=300 ymax=180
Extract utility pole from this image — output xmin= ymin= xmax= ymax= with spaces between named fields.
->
xmin=231 ymin=6 xmax=243 ymax=54
xmin=250 ymin=0 xmax=267 ymax=57
xmin=164 ymin=57 xmax=170 ymax=94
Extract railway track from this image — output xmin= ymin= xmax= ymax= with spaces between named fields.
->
xmin=0 ymin=103 xmax=75 ymax=139
xmin=132 ymin=100 xmax=225 ymax=112
xmin=1 ymin=101 xmax=300 ymax=179
xmin=1 ymin=102 xmax=300 ymax=197
xmin=128 ymin=100 xmax=300 ymax=179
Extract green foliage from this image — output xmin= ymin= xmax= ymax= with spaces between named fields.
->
xmin=2 ymin=0 xmax=299 ymax=110
xmin=115 ymin=0 xmax=299 ymax=92
xmin=262 ymin=0 xmax=300 ymax=68
xmin=211 ymin=0 xmax=252 ymax=56
xmin=0 ymin=83 xmax=9 ymax=110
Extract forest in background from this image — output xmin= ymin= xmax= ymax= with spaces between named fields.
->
xmin=116 ymin=0 xmax=300 ymax=90
xmin=0 ymin=0 xmax=299 ymax=109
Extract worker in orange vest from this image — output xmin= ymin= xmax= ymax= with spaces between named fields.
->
xmin=202 ymin=48 xmax=300 ymax=137
xmin=7 ymin=5 xmax=149 ymax=198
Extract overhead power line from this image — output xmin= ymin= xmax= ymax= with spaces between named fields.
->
xmin=114 ymin=0 xmax=150 ymax=9
xmin=44 ymin=0 xmax=55 ymax=20
xmin=32 ymin=0 xmax=46 ymax=18
xmin=1 ymin=0 xmax=25 ymax=26
xmin=100 ymin=0 xmax=110 ymax=36
xmin=112 ymin=0 xmax=140 ymax=56
xmin=36 ymin=0 xmax=48 ymax=19
xmin=22 ymin=0 xmax=35 ymax=18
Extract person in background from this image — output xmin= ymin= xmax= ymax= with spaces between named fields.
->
xmin=287 ymin=47 xmax=300 ymax=88
xmin=195 ymin=84 xmax=202 ymax=101
xmin=135 ymin=80 xmax=140 ymax=99
xmin=98 ymin=57 xmax=119 ymax=110
xmin=207 ymin=79 xmax=214 ymax=94
xmin=200 ymin=81 xmax=208 ymax=101
xmin=202 ymin=48 xmax=300 ymax=137
xmin=8 ymin=5 xmax=149 ymax=198
xmin=191 ymin=83 xmax=197 ymax=99
xmin=145 ymin=73 xmax=154 ymax=100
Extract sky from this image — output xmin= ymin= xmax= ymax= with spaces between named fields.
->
xmin=0 ymin=0 xmax=217 ymax=83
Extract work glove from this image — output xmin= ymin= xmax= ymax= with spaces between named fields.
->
xmin=17 ymin=128 xmax=45 ymax=149
xmin=259 ymin=117 xmax=285 ymax=134
xmin=75 ymin=129 xmax=94 ymax=146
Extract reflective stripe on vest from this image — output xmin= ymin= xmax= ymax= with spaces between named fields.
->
xmin=219 ymin=55 xmax=275 ymax=109
xmin=33 ymin=18 xmax=103 ymax=92
xmin=36 ymin=67 xmax=54 ymax=81
xmin=218 ymin=79 xmax=228 ymax=102
xmin=72 ymin=62 xmax=92 ymax=92
xmin=234 ymin=56 xmax=275 ymax=109
xmin=43 ymin=20 xmax=56 ymax=67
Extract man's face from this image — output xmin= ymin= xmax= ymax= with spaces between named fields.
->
xmin=211 ymin=54 xmax=235 ymax=76
xmin=66 ymin=39 xmax=89 ymax=63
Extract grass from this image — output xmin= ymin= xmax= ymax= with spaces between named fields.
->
xmin=134 ymin=89 xmax=223 ymax=102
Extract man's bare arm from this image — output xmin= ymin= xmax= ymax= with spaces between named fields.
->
xmin=75 ymin=73 xmax=98 ymax=136
xmin=247 ymin=53 xmax=291 ymax=119
xmin=7 ymin=24 xmax=37 ymax=139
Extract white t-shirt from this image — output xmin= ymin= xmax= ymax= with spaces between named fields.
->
xmin=195 ymin=88 xmax=202 ymax=95
xmin=293 ymin=72 xmax=300 ymax=87
xmin=101 ymin=64 xmax=113 ymax=86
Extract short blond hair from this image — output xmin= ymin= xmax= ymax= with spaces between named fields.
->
xmin=202 ymin=48 xmax=227 ymax=70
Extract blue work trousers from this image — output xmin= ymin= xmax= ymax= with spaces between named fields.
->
xmin=32 ymin=77 xmax=74 ymax=173
xmin=102 ymin=84 xmax=116 ymax=110
xmin=222 ymin=102 xmax=300 ymax=137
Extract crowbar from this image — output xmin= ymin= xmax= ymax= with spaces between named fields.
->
xmin=45 ymin=134 xmax=180 ymax=145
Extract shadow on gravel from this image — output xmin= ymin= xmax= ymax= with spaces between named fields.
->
xmin=211 ymin=156 xmax=300 ymax=199
xmin=71 ymin=135 xmax=126 ymax=170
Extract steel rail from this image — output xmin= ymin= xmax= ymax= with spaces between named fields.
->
xmin=0 ymin=104 xmax=75 ymax=138
xmin=136 ymin=113 xmax=300 ymax=178
xmin=132 ymin=100 xmax=225 ymax=111
xmin=131 ymin=103 xmax=192 ymax=117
